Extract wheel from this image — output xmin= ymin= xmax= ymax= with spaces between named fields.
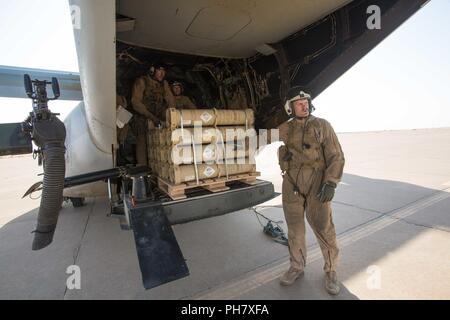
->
xmin=70 ymin=197 xmax=85 ymax=207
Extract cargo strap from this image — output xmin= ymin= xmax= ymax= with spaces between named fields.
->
xmin=180 ymin=109 xmax=185 ymax=144
xmin=212 ymin=110 xmax=229 ymax=179
xmin=213 ymin=108 xmax=219 ymax=127
xmin=245 ymin=109 xmax=249 ymax=131
xmin=217 ymin=129 xmax=229 ymax=180
xmin=190 ymin=133 xmax=200 ymax=185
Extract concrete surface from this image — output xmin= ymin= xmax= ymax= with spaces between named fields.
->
xmin=1 ymin=127 xmax=450 ymax=300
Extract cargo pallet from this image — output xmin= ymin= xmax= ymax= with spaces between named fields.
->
xmin=157 ymin=172 xmax=261 ymax=200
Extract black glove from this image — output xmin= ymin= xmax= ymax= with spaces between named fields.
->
xmin=317 ymin=181 xmax=337 ymax=203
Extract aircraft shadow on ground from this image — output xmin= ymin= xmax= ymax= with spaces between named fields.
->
xmin=0 ymin=172 xmax=448 ymax=299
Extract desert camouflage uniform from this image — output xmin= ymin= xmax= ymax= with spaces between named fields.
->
xmin=174 ymin=95 xmax=196 ymax=110
xmin=131 ymin=75 xmax=175 ymax=166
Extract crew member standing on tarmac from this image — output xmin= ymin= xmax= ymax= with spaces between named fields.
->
xmin=277 ymin=87 xmax=345 ymax=295
xmin=131 ymin=63 xmax=175 ymax=166
xmin=171 ymin=81 xmax=196 ymax=109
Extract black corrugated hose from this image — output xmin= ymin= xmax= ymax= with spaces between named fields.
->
xmin=31 ymin=116 xmax=66 ymax=250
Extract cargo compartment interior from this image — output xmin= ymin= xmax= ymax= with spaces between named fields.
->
xmin=115 ymin=41 xmax=281 ymax=200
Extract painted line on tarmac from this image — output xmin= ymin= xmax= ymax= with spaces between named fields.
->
xmin=192 ymin=188 xmax=450 ymax=300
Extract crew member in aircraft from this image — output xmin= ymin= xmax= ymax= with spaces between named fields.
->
xmin=277 ymin=87 xmax=345 ymax=295
xmin=171 ymin=81 xmax=196 ymax=109
xmin=131 ymin=62 xmax=175 ymax=166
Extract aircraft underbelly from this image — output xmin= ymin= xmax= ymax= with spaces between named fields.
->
xmin=116 ymin=0 xmax=352 ymax=58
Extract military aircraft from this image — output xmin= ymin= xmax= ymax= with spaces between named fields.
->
xmin=0 ymin=0 xmax=429 ymax=289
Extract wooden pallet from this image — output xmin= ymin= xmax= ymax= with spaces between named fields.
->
xmin=157 ymin=172 xmax=260 ymax=200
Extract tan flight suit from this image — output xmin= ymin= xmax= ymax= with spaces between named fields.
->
xmin=278 ymin=115 xmax=345 ymax=272
xmin=131 ymin=75 xmax=175 ymax=165
xmin=174 ymin=95 xmax=196 ymax=109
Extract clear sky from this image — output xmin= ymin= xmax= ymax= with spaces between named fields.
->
xmin=0 ymin=0 xmax=79 ymax=123
xmin=314 ymin=0 xmax=450 ymax=132
xmin=0 ymin=0 xmax=449 ymax=132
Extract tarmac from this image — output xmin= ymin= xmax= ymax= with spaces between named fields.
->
xmin=1 ymin=127 xmax=450 ymax=300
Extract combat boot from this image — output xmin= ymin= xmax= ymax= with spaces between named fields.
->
xmin=325 ymin=271 xmax=341 ymax=295
xmin=279 ymin=267 xmax=304 ymax=286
